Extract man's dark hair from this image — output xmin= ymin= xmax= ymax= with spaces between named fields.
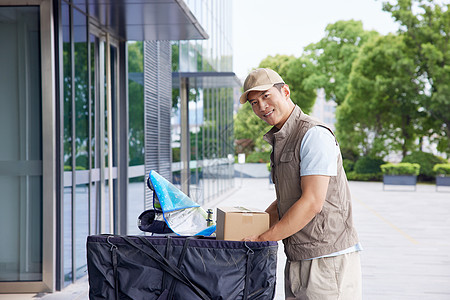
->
xmin=273 ymin=83 xmax=285 ymax=92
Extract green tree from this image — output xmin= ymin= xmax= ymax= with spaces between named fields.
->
xmin=284 ymin=57 xmax=317 ymax=114
xmin=337 ymin=34 xmax=426 ymax=158
xmin=258 ymin=54 xmax=295 ymax=75
xmin=304 ymin=20 xmax=378 ymax=105
xmin=383 ymin=0 xmax=450 ymax=155
xmin=63 ymin=40 xmax=90 ymax=170
xmin=128 ymin=42 xmax=145 ymax=166
xmin=129 ymin=42 xmax=144 ymax=73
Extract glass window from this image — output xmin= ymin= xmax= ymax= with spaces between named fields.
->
xmin=63 ymin=186 xmax=72 ymax=285
xmin=170 ymin=1 xmax=235 ymax=205
xmin=189 ymin=87 xmax=202 ymax=203
xmin=127 ymin=41 xmax=145 ymax=234
xmin=90 ymin=34 xmax=96 ymax=170
xmin=63 ymin=3 xmax=72 ymax=173
xmin=128 ymin=42 xmax=144 ymax=168
xmin=62 ymin=2 xmax=73 ymax=286
xmin=0 ymin=6 xmax=42 ymax=282
xmin=73 ymin=8 xmax=89 ymax=280
xmin=74 ymin=9 xmax=89 ymax=171
xmin=75 ymin=184 xmax=88 ymax=279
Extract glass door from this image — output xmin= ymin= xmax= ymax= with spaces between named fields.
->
xmin=0 ymin=5 xmax=42 ymax=283
xmin=61 ymin=6 xmax=119 ymax=286
xmin=0 ymin=0 xmax=56 ymax=293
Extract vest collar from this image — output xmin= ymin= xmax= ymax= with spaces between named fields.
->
xmin=263 ymin=105 xmax=303 ymax=146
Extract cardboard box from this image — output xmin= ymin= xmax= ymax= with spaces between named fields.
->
xmin=216 ymin=207 xmax=269 ymax=241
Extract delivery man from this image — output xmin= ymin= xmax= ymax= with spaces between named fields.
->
xmin=241 ymin=68 xmax=362 ymax=299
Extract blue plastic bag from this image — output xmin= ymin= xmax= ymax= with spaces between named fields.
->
xmin=147 ymin=170 xmax=215 ymax=236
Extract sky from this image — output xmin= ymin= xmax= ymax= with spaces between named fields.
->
xmin=232 ymin=0 xmax=401 ymax=80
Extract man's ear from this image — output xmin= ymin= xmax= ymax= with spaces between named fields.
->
xmin=282 ymin=84 xmax=290 ymax=99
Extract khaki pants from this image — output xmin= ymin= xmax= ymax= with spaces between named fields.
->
xmin=284 ymin=251 xmax=362 ymax=300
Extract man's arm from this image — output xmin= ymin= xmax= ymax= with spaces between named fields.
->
xmin=245 ymin=175 xmax=330 ymax=242
xmin=265 ymin=200 xmax=279 ymax=227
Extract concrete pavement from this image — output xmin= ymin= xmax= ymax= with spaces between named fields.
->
xmin=349 ymin=181 xmax=450 ymax=299
xmin=2 ymin=179 xmax=449 ymax=299
xmin=209 ymin=179 xmax=450 ymax=299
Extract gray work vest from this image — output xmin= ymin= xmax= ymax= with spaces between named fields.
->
xmin=264 ymin=106 xmax=358 ymax=260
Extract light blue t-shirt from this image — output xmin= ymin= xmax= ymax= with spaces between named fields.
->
xmin=300 ymin=125 xmax=362 ymax=259
xmin=300 ymin=126 xmax=338 ymax=177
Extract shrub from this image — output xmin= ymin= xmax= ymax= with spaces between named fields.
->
xmin=343 ymin=159 xmax=355 ymax=173
xmin=380 ymin=163 xmax=420 ymax=176
xmin=246 ymin=151 xmax=271 ymax=163
xmin=63 ymin=165 xmax=86 ymax=171
xmin=172 ymin=147 xmax=180 ymax=162
xmin=433 ymin=164 xmax=450 ymax=176
xmin=346 ymin=171 xmax=382 ymax=181
xmin=354 ymin=156 xmax=385 ymax=174
xmin=402 ymin=151 xmax=447 ymax=180
xmin=340 ymin=147 xmax=359 ymax=162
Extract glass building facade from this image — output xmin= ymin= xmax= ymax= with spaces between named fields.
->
xmin=172 ymin=0 xmax=237 ymax=205
xmin=0 ymin=0 xmax=238 ymax=294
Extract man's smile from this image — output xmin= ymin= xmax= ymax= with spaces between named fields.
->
xmin=264 ymin=110 xmax=274 ymax=118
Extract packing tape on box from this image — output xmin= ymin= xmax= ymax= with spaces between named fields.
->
xmin=242 ymin=213 xmax=253 ymax=224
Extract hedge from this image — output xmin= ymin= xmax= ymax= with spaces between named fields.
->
xmin=402 ymin=151 xmax=447 ymax=179
xmin=380 ymin=163 xmax=420 ymax=176
xmin=245 ymin=151 xmax=271 ymax=163
xmin=64 ymin=165 xmax=86 ymax=171
xmin=354 ymin=156 xmax=385 ymax=174
xmin=433 ymin=164 xmax=450 ymax=176
xmin=343 ymin=159 xmax=355 ymax=173
xmin=346 ymin=171 xmax=382 ymax=181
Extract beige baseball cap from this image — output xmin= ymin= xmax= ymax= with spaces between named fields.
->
xmin=239 ymin=68 xmax=284 ymax=104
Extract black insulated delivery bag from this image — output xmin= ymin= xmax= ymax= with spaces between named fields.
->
xmin=86 ymin=235 xmax=278 ymax=300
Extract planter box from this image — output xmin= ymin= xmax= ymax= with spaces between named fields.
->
xmin=436 ymin=176 xmax=450 ymax=192
xmin=383 ymin=175 xmax=417 ymax=191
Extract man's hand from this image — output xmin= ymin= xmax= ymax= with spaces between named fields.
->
xmin=242 ymin=234 xmax=262 ymax=242
xmin=242 ymin=175 xmax=330 ymax=242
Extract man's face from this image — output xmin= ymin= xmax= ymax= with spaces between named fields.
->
xmin=247 ymin=85 xmax=293 ymax=129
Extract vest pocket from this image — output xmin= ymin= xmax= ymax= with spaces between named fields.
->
xmin=278 ymin=151 xmax=296 ymax=177
xmin=280 ymin=151 xmax=294 ymax=162
xmin=290 ymin=212 xmax=325 ymax=245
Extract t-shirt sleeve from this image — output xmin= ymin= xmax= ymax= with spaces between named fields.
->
xmin=300 ymin=126 xmax=338 ymax=176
